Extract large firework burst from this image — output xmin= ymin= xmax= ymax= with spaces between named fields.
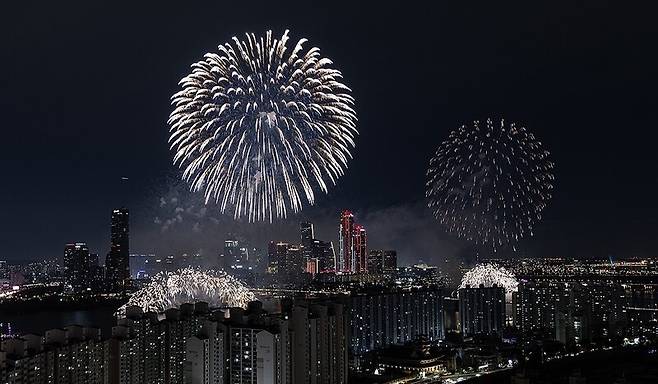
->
xmin=117 ymin=268 xmax=256 ymax=316
xmin=169 ymin=30 xmax=357 ymax=222
xmin=459 ymin=263 xmax=518 ymax=293
xmin=426 ymin=118 xmax=554 ymax=250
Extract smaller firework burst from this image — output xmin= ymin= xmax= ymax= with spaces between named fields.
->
xmin=426 ymin=118 xmax=554 ymax=251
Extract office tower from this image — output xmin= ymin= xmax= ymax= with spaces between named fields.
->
xmin=237 ymin=247 xmax=249 ymax=268
xmin=282 ymin=245 xmax=304 ymax=286
xmin=382 ymin=250 xmax=397 ymax=273
xmin=220 ymin=238 xmax=250 ymax=271
xmin=458 ymin=285 xmax=505 ymax=337
xmin=350 ymin=287 xmax=444 ymax=356
xmin=165 ymin=254 xmax=176 ymax=272
xmin=89 ymin=252 xmax=99 ymax=267
xmin=268 ymin=242 xmax=288 ymax=274
xmin=337 ymin=210 xmax=354 ymax=273
xmin=0 ymin=260 xmax=7 ymax=279
xmin=305 ymin=258 xmax=319 ymax=276
xmin=64 ymin=242 xmax=91 ymax=292
xmin=106 ymin=208 xmax=130 ymax=292
xmin=222 ymin=239 xmax=239 ymax=270
xmin=367 ymin=250 xmax=397 ymax=274
xmin=311 ymin=240 xmax=336 ymax=273
xmin=300 ymin=222 xmax=314 ymax=251
xmin=221 ymin=239 xmax=254 ymax=286
xmin=367 ymin=250 xmax=384 ymax=274
xmin=268 ymin=242 xmax=304 ymax=287
xmin=353 ymin=225 xmax=367 ymax=273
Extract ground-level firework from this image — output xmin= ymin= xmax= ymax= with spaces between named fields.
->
xmin=426 ymin=118 xmax=554 ymax=251
xmin=169 ymin=30 xmax=358 ymax=222
xmin=117 ymin=268 xmax=255 ymax=316
xmin=459 ymin=263 xmax=519 ymax=293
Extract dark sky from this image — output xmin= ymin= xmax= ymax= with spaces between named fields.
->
xmin=1 ymin=1 xmax=657 ymax=265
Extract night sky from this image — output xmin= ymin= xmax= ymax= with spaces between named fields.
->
xmin=1 ymin=1 xmax=657 ymax=265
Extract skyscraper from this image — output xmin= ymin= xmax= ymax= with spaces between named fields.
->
xmin=300 ymin=222 xmax=314 ymax=250
xmin=350 ymin=287 xmax=444 ymax=355
xmin=222 ymin=239 xmax=239 ymax=270
xmin=312 ymin=239 xmax=336 ymax=272
xmin=106 ymin=208 xmax=129 ymax=292
xmin=353 ymin=225 xmax=367 ymax=273
xmin=367 ymin=250 xmax=384 ymax=274
xmin=368 ymin=250 xmax=397 ymax=274
xmin=382 ymin=250 xmax=397 ymax=273
xmin=338 ymin=210 xmax=354 ymax=273
xmin=64 ymin=242 xmax=91 ymax=292
xmin=0 ymin=260 xmax=8 ymax=279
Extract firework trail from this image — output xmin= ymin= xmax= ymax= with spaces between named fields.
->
xmin=426 ymin=118 xmax=554 ymax=251
xmin=169 ymin=30 xmax=358 ymax=222
xmin=459 ymin=263 xmax=518 ymax=293
xmin=117 ymin=268 xmax=256 ymax=316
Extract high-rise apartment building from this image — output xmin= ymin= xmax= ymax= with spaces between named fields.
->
xmin=0 ymin=326 xmax=105 ymax=384
xmin=1 ymin=298 xmax=349 ymax=384
xmin=350 ymin=287 xmax=444 ymax=356
xmin=458 ymin=285 xmax=505 ymax=337
xmin=291 ymin=302 xmax=348 ymax=384
xmin=185 ymin=320 xmax=225 ymax=384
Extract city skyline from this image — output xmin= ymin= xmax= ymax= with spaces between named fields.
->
xmin=2 ymin=1 xmax=658 ymax=263
xmin=2 ymin=2 xmax=658 ymax=383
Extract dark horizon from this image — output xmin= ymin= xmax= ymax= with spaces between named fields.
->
xmin=2 ymin=1 xmax=657 ymax=264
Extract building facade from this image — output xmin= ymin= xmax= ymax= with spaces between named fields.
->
xmin=458 ymin=285 xmax=505 ymax=337
xmin=350 ymin=287 xmax=444 ymax=355
xmin=64 ymin=242 xmax=92 ymax=292
xmin=106 ymin=208 xmax=130 ymax=292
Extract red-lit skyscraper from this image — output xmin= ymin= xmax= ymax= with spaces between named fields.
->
xmin=353 ymin=225 xmax=367 ymax=273
xmin=338 ymin=210 xmax=354 ymax=273
xmin=338 ymin=210 xmax=368 ymax=274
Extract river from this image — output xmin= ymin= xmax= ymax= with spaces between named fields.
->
xmin=0 ymin=306 xmax=118 ymax=337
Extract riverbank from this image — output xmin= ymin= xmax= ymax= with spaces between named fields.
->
xmin=464 ymin=346 xmax=658 ymax=383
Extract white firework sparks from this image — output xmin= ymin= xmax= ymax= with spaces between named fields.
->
xmin=426 ymin=118 xmax=554 ymax=250
xmin=459 ymin=263 xmax=518 ymax=293
xmin=117 ymin=268 xmax=256 ymax=316
xmin=169 ymin=30 xmax=358 ymax=222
